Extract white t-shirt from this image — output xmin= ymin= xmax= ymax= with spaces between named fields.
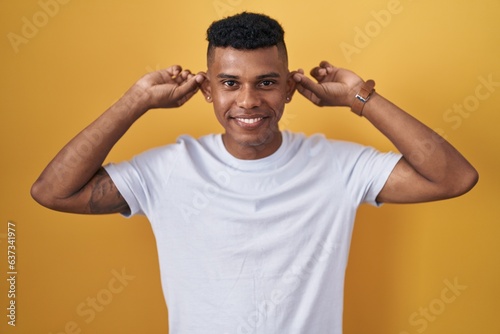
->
xmin=104 ymin=131 xmax=401 ymax=334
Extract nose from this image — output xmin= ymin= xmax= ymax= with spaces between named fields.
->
xmin=236 ymin=85 xmax=261 ymax=109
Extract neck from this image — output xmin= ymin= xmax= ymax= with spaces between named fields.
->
xmin=222 ymin=131 xmax=283 ymax=160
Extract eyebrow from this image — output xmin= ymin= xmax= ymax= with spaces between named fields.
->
xmin=216 ymin=72 xmax=281 ymax=80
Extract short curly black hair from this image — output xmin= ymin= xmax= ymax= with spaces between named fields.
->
xmin=206 ymin=12 xmax=288 ymax=66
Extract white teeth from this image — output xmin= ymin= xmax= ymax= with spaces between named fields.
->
xmin=236 ymin=118 xmax=263 ymax=124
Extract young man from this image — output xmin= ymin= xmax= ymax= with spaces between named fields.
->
xmin=32 ymin=12 xmax=478 ymax=334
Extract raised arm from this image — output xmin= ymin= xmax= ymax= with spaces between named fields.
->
xmin=292 ymin=61 xmax=478 ymax=203
xmin=31 ymin=66 xmax=204 ymax=214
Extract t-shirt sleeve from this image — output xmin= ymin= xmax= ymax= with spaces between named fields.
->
xmin=332 ymin=140 xmax=402 ymax=207
xmin=103 ymin=144 xmax=180 ymax=218
xmin=103 ymin=161 xmax=145 ymax=217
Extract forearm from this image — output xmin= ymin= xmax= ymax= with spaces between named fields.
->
xmin=31 ymin=85 xmax=149 ymax=205
xmin=362 ymin=92 xmax=478 ymax=193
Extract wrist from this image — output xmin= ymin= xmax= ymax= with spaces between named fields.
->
xmin=118 ymin=84 xmax=151 ymax=118
xmin=350 ymin=79 xmax=376 ymax=116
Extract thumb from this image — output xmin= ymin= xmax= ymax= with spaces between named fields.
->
xmin=293 ymin=72 xmax=325 ymax=98
xmin=173 ymin=74 xmax=203 ymax=99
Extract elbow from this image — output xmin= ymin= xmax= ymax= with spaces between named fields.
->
xmin=30 ymin=179 xmax=58 ymax=210
xmin=463 ymin=167 xmax=479 ymax=194
xmin=31 ymin=180 xmax=48 ymax=207
xmin=31 ymin=178 xmax=87 ymax=213
xmin=446 ymin=167 xmax=479 ymax=199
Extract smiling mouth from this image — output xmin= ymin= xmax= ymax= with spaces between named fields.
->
xmin=230 ymin=116 xmax=269 ymax=129
xmin=235 ymin=117 xmax=264 ymax=124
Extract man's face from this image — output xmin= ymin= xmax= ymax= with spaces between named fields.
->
xmin=203 ymin=46 xmax=295 ymax=160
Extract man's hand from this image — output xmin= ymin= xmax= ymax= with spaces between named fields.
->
xmin=133 ymin=65 xmax=205 ymax=110
xmin=292 ymin=61 xmax=363 ymax=108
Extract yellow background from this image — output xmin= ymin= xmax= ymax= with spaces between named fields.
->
xmin=1 ymin=0 xmax=499 ymax=333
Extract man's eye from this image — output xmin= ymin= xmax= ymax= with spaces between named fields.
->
xmin=260 ymin=80 xmax=275 ymax=87
xmin=224 ymin=80 xmax=237 ymax=87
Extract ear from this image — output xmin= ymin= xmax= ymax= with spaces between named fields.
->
xmin=285 ymin=72 xmax=297 ymax=104
xmin=199 ymin=72 xmax=212 ymax=103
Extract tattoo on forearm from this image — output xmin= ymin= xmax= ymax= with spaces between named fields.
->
xmin=88 ymin=168 xmax=129 ymax=214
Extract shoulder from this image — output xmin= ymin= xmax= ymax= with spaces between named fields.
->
xmin=284 ymin=131 xmax=366 ymax=156
xmin=179 ymin=133 xmax=219 ymax=151
xmin=283 ymin=131 xmax=328 ymax=150
xmin=285 ymin=131 xmax=400 ymax=171
xmin=130 ymin=134 xmax=210 ymax=162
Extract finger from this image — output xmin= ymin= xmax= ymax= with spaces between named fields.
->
xmin=172 ymin=74 xmax=202 ymax=102
xmin=289 ymin=70 xmax=299 ymax=83
xmin=310 ymin=66 xmax=329 ymax=82
xmin=321 ymin=61 xmax=341 ymax=80
xmin=187 ymin=73 xmax=205 ymax=84
xmin=319 ymin=60 xmax=333 ymax=69
xmin=311 ymin=61 xmax=338 ymax=81
xmin=309 ymin=66 xmax=321 ymax=78
xmin=291 ymin=70 xmax=306 ymax=83
xmin=292 ymin=73 xmax=321 ymax=104
xmin=295 ymin=74 xmax=325 ymax=98
xmin=162 ymin=65 xmax=182 ymax=79
xmin=175 ymin=69 xmax=192 ymax=84
xmin=295 ymin=84 xmax=314 ymax=101
xmin=151 ymin=66 xmax=182 ymax=85
xmin=194 ymin=73 xmax=205 ymax=84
